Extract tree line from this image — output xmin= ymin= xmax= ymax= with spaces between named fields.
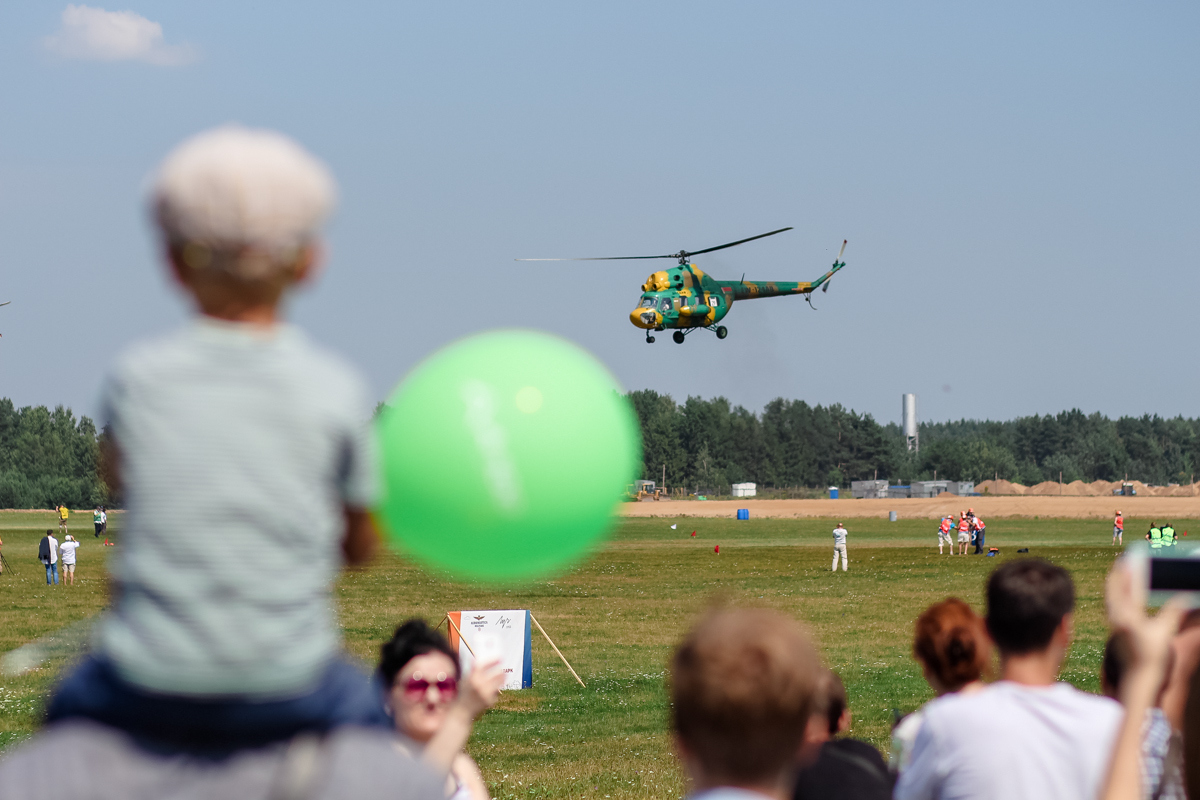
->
xmin=4 ymin=394 xmax=1199 ymax=508
xmin=0 ymin=398 xmax=111 ymax=509
xmin=628 ymin=391 xmax=1200 ymax=491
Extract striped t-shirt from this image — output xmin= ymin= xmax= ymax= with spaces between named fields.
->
xmin=99 ymin=318 xmax=378 ymax=698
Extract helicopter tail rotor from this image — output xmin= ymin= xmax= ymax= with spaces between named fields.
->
xmin=822 ymin=240 xmax=847 ymax=293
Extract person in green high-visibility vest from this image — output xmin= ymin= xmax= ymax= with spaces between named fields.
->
xmin=1146 ymin=522 xmax=1163 ymax=549
xmin=1161 ymin=522 xmax=1176 ymax=547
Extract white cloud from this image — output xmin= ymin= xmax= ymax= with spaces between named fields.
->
xmin=43 ymin=5 xmax=196 ymax=66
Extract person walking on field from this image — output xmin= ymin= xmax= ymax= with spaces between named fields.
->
xmin=957 ymin=513 xmax=971 ymax=556
xmin=59 ymin=535 xmax=80 ymax=586
xmin=93 ymin=506 xmax=104 ymax=538
xmin=832 ymin=522 xmax=849 ymax=572
xmin=57 ymin=503 xmax=69 ymax=536
xmin=938 ymin=516 xmax=953 ymax=555
xmin=1112 ymin=510 xmax=1123 ymax=546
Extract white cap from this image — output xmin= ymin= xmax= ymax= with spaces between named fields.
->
xmin=150 ymin=125 xmax=335 ymax=279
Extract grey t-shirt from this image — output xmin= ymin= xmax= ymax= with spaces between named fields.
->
xmin=0 ymin=721 xmax=444 ymax=800
xmin=99 ymin=319 xmax=379 ymax=697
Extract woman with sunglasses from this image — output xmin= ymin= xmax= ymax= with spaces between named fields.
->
xmin=380 ymin=619 xmax=505 ymax=800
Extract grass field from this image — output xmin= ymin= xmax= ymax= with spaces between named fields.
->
xmin=0 ymin=510 xmax=1178 ymax=799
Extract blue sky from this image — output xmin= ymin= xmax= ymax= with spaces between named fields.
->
xmin=1 ymin=2 xmax=1197 ymax=427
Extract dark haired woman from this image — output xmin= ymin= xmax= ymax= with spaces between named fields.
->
xmin=890 ymin=597 xmax=993 ymax=774
xmin=380 ymin=619 xmax=505 ymax=800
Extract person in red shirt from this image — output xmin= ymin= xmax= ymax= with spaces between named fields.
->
xmin=938 ymin=516 xmax=953 ymax=555
xmin=957 ymin=513 xmax=971 ymax=555
xmin=1113 ymin=511 xmax=1123 ymax=545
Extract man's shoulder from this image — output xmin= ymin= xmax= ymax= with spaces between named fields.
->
xmin=924 ymin=681 xmax=1121 ymax=732
xmin=108 ymin=324 xmax=368 ymax=407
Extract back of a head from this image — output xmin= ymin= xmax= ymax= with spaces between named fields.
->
xmin=913 ymin=597 xmax=991 ymax=692
xmin=669 ymin=608 xmax=823 ymax=785
xmin=151 ymin=125 xmax=335 ymax=280
xmin=986 ymin=559 xmax=1075 ymax=655
xmin=1100 ymin=630 xmax=1134 ymax=700
xmin=823 ymin=672 xmax=848 ymax=735
xmin=379 ymin=619 xmax=459 ymax=688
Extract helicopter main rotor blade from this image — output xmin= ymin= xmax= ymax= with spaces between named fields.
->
xmin=0 ymin=301 xmax=10 ymax=307
xmin=515 ymin=226 xmax=793 ymax=262
xmin=515 ymin=255 xmax=678 ymax=261
xmin=684 ymin=227 xmax=793 ymax=257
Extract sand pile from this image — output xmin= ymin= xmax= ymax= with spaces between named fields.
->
xmin=977 ymin=479 xmax=1027 ymax=495
xmin=972 ymin=478 xmax=1200 ymax=497
xmin=1151 ymin=484 xmax=1200 ymax=497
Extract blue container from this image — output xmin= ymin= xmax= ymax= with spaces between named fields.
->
xmin=829 ymin=487 xmax=839 ymax=499
xmin=736 ymin=508 xmax=749 ymax=520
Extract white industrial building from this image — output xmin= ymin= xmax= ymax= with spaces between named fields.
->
xmin=850 ymin=480 xmax=889 ymax=499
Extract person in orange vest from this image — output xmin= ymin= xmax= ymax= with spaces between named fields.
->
xmin=1113 ymin=511 xmax=1123 ymax=546
xmin=938 ymin=515 xmax=954 ymax=555
xmin=957 ymin=512 xmax=971 ymax=555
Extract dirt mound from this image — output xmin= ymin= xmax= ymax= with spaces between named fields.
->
xmin=977 ymin=479 xmax=1027 ymax=496
xmin=1028 ymin=481 xmax=1065 ymax=496
xmin=1155 ymin=484 xmax=1199 ymax=497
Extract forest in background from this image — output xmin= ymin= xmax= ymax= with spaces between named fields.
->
xmin=4 ymin=394 xmax=1200 ymax=507
xmin=628 ymin=390 xmax=1200 ymax=493
xmin=0 ymin=398 xmax=110 ymax=509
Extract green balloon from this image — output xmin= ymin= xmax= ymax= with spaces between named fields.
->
xmin=375 ymin=330 xmax=641 ymax=582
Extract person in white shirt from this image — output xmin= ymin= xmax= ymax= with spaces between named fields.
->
xmin=59 ymin=535 xmax=81 ymax=586
xmin=832 ymin=523 xmax=848 ymax=572
xmin=895 ymin=558 xmax=1123 ymax=800
xmin=890 ymin=597 xmax=991 ymax=776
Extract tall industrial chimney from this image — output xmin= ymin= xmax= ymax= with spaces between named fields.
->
xmin=902 ymin=393 xmax=918 ymax=452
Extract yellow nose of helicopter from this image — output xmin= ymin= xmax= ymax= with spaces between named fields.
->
xmin=630 ymin=308 xmax=660 ymax=329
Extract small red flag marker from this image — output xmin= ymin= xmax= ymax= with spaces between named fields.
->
xmin=690 ymin=530 xmax=696 ymax=537
xmin=714 ymin=545 xmax=720 ymax=554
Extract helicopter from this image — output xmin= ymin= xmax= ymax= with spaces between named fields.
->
xmin=519 ymin=228 xmax=846 ymax=343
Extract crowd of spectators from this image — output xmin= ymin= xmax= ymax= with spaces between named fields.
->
xmin=0 ymin=122 xmax=1195 ymax=800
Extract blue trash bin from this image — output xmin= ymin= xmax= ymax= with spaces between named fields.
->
xmin=829 ymin=487 xmax=839 ymax=499
xmin=736 ymin=508 xmax=749 ymax=520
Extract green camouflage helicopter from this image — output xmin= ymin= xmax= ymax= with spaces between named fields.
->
xmin=520 ymin=228 xmax=846 ymax=343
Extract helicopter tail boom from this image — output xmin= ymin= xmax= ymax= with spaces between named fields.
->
xmin=719 ymin=242 xmax=847 ymax=301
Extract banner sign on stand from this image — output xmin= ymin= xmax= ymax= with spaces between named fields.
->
xmin=447 ymin=609 xmax=533 ymax=690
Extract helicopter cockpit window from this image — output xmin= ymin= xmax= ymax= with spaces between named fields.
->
xmin=661 ymin=298 xmax=674 ymax=312
xmin=640 ymin=297 xmax=655 ymax=308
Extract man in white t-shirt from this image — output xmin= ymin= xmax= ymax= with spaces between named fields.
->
xmin=59 ymin=535 xmax=81 ymax=586
xmin=831 ymin=523 xmax=848 ymax=572
xmin=895 ymin=559 xmax=1122 ymax=800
